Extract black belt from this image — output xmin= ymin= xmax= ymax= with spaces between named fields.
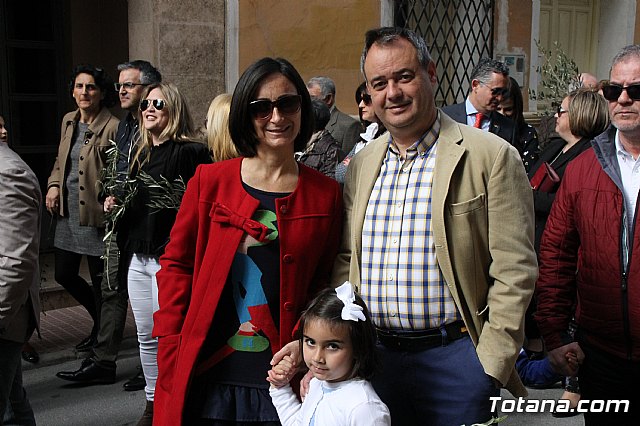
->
xmin=377 ymin=320 xmax=468 ymax=352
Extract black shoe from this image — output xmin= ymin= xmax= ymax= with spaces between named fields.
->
xmin=56 ymin=359 xmax=115 ymax=384
xmin=75 ymin=335 xmax=96 ymax=352
xmin=123 ymin=367 xmax=146 ymax=391
xmin=552 ymin=407 xmax=580 ymax=418
xmin=22 ymin=349 xmax=40 ymax=364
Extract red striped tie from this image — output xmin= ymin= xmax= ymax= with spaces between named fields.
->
xmin=474 ymin=112 xmax=485 ymax=128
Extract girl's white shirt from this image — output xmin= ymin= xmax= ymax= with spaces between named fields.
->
xmin=270 ymin=377 xmax=390 ymax=426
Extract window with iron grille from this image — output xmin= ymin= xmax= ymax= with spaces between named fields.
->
xmin=394 ymin=0 xmax=495 ymax=107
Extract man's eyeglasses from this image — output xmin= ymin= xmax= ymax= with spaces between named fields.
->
xmin=360 ymin=93 xmax=372 ymax=105
xmin=480 ymin=82 xmax=509 ymax=97
xmin=601 ymin=83 xmax=640 ymax=102
xmin=140 ymin=99 xmax=166 ymax=111
xmin=249 ymin=95 xmax=301 ymax=120
xmin=556 ymin=105 xmax=568 ymax=117
xmin=115 ymin=82 xmax=148 ymax=92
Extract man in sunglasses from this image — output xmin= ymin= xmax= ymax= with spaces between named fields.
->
xmin=57 ymin=60 xmax=162 ymax=390
xmin=442 ymin=58 xmax=515 ymax=146
xmin=537 ymin=45 xmax=640 ymax=425
xmin=307 ymin=76 xmax=361 ymax=158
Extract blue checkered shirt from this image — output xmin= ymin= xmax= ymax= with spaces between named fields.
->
xmin=361 ymin=115 xmax=461 ymax=330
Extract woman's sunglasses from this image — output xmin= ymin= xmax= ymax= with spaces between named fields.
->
xmin=140 ymin=99 xmax=166 ymax=111
xmin=360 ymin=93 xmax=372 ymax=105
xmin=249 ymin=95 xmax=301 ymax=120
xmin=601 ymin=83 xmax=640 ymax=102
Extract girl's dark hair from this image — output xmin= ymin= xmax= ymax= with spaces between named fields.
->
xmin=297 ymin=286 xmax=379 ymax=381
xmin=68 ymin=64 xmax=117 ymax=108
xmin=229 ymin=57 xmax=313 ymax=157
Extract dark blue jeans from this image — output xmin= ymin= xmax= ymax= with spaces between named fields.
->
xmin=372 ymin=336 xmax=499 ymax=426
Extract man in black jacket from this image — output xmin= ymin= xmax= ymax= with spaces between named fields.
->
xmin=442 ymin=58 xmax=514 ymax=143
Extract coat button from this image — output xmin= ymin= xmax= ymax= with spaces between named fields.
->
xmin=283 ymin=254 xmax=293 ymax=263
xmin=79 ymin=170 xmax=83 ymax=175
xmin=80 ymin=186 xmax=85 ymax=191
xmin=84 ymin=140 xmax=89 ymax=145
xmin=80 ymin=200 xmax=85 ymax=205
xmin=80 ymin=156 xmax=84 ymax=160
xmin=283 ymin=302 xmax=294 ymax=311
xmin=279 ymin=205 xmax=288 ymax=214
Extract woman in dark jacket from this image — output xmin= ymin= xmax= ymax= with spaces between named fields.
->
xmin=113 ymin=82 xmax=211 ymax=425
xmin=528 ymin=88 xmax=610 ymax=252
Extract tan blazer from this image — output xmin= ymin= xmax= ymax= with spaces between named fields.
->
xmin=47 ymin=107 xmax=119 ymax=228
xmin=0 ymin=143 xmax=41 ymax=343
xmin=332 ymin=112 xmax=537 ymax=397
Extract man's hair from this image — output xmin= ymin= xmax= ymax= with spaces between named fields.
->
xmin=611 ymin=45 xmax=640 ymax=72
xmin=470 ymin=58 xmax=510 ymax=84
xmin=117 ymin=60 xmax=162 ymax=85
xmin=230 ymin=57 xmax=313 ymax=157
xmin=360 ymin=27 xmax=432 ymax=78
xmin=568 ymin=88 xmax=610 ymax=139
xmin=307 ymin=76 xmax=336 ymax=99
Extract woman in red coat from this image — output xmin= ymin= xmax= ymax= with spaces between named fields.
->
xmin=153 ymin=57 xmax=343 ymax=425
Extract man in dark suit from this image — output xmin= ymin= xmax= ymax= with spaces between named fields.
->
xmin=0 ymin=126 xmax=40 ymax=424
xmin=442 ymin=58 xmax=514 ymax=143
xmin=307 ymin=76 xmax=361 ymax=156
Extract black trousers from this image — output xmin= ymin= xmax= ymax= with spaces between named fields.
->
xmin=54 ymin=248 xmax=104 ymax=337
xmin=579 ymin=341 xmax=639 ymax=426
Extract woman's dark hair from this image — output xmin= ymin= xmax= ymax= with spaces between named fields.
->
xmin=354 ymin=81 xmax=367 ymax=123
xmin=68 ymin=64 xmax=117 ymax=108
xmin=505 ymin=76 xmax=526 ymax=132
xmin=229 ymin=57 xmax=313 ymax=157
xmin=311 ymin=99 xmax=331 ymax=132
xmin=297 ymin=286 xmax=379 ymax=381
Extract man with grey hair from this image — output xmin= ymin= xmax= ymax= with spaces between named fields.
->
xmin=537 ymin=44 xmax=640 ymax=425
xmin=273 ymin=26 xmax=537 ymax=426
xmin=442 ymin=58 xmax=515 ymax=144
xmin=57 ymin=60 xmax=162 ymax=391
xmin=307 ymin=76 xmax=361 ymax=155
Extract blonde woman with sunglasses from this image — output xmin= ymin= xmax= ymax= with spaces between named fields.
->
xmin=114 ymin=82 xmax=211 ymax=426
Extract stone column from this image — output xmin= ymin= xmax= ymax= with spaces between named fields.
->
xmin=128 ymin=0 xmax=226 ymax=124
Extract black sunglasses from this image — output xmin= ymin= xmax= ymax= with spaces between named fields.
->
xmin=361 ymin=93 xmax=372 ymax=105
xmin=602 ymin=83 xmax=640 ymax=101
xmin=140 ymin=99 xmax=166 ymax=111
xmin=480 ymin=81 xmax=509 ymax=97
xmin=249 ymin=95 xmax=301 ymax=120
xmin=556 ymin=105 xmax=568 ymax=116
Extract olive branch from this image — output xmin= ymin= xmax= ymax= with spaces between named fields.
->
xmin=98 ymin=141 xmax=185 ymax=289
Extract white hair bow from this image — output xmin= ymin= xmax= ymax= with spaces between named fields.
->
xmin=335 ymin=282 xmax=365 ymax=322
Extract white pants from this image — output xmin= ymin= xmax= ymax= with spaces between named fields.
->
xmin=127 ymin=254 xmax=160 ymax=401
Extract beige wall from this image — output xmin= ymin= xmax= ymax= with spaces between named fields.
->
xmin=238 ymin=0 xmax=380 ymax=116
xmin=128 ymin=0 xmax=226 ymax=124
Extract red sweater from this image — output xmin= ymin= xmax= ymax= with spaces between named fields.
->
xmin=152 ymin=158 xmax=343 ymax=425
xmin=536 ymin=135 xmax=640 ymax=361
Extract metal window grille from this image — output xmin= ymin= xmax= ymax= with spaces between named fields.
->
xmin=394 ymin=0 xmax=495 ymax=107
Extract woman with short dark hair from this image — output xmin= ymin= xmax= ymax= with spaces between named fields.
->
xmin=46 ymin=64 xmax=119 ymax=352
xmin=153 ymin=57 xmax=343 ymax=425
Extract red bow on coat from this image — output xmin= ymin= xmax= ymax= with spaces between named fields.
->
xmin=210 ymin=203 xmax=270 ymax=242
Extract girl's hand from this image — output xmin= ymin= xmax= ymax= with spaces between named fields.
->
xmin=267 ymin=355 xmax=296 ymax=388
xmin=104 ymin=195 xmax=117 ymax=213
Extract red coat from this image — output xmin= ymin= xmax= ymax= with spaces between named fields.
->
xmin=536 ymin=131 xmax=640 ymax=361
xmin=152 ymin=158 xmax=343 ymax=426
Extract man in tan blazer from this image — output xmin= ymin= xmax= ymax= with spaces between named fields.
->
xmin=0 ymin=135 xmax=41 ymax=424
xmin=331 ymin=28 xmax=537 ymax=425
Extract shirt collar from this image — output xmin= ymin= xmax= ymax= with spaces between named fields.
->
xmin=388 ymin=112 xmax=441 ymax=157
xmin=465 ymin=97 xmax=479 ymax=117
xmin=615 ymin=129 xmax=635 ymax=161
